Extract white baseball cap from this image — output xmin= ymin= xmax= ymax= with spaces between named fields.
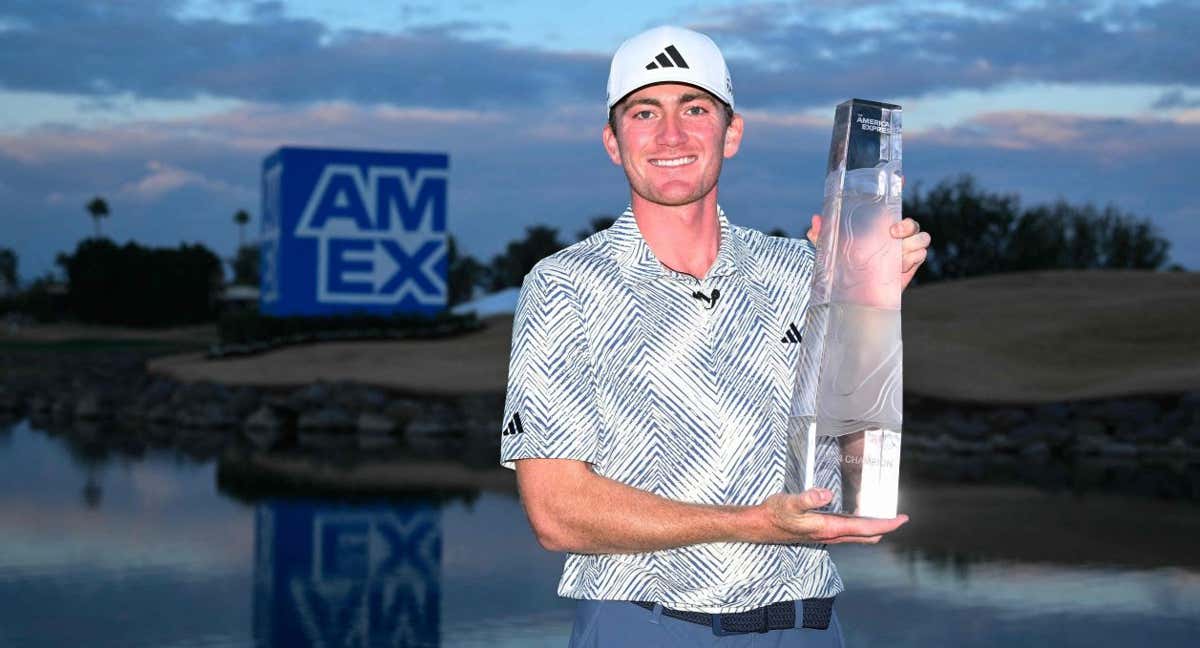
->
xmin=606 ymin=25 xmax=734 ymax=113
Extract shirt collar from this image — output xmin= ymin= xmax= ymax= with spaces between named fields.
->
xmin=611 ymin=205 xmax=751 ymax=284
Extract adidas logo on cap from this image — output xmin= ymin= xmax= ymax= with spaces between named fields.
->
xmin=645 ymin=45 xmax=690 ymax=70
xmin=607 ymin=25 xmax=734 ymax=111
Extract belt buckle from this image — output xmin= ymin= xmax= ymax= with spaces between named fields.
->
xmin=711 ymin=612 xmax=735 ymax=637
xmin=711 ymin=606 xmax=768 ymax=636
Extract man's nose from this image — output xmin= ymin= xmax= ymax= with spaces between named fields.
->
xmin=656 ymin=111 xmax=686 ymax=147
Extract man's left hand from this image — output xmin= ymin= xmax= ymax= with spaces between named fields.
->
xmin=805 ymin=214 xmax=931 ymax=291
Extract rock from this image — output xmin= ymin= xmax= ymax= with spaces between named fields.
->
xmin=384 ymin=399 xmax=422 ymax=427
xmin=27 ymin=395 xmax=51 ymax=415
xmin=1009 ymin=422 xmax=1066 ymax=446
xmin=288 ymin=382 xmax=331 ymax=411
xmin=298 ymin=407 xmax=355 ymax=433
xmin=171 ymin=381 xmax=230 ymax=407
xmin=406 ymin=402 xmax=462 ymax=455
xmin=227 ymin=387 xmax=261 ymax=419
xmin=1073 ymin=433 xmax=1109 ymax=455
xmin=178 ymin=402 xmax=236 ymax=429
xmin=298 ymin=430 xmax=356 ymax=451
xmin=987 ymin=433 xmax=1018 ymax=453
xmin=75 ymin=391 xmax=113 ymax=421
xmin=243 ymin=406 xmax=287 ymax=450
xmin=944 ymin=416 xmax=990 ymax=440
xmin=1071 ymin=418 xmax=1107 ymax=438
xmin=358 ymin=412 xmax=399 ymax=449
xmin=983 ymin=407 xmax=1030 ymax=428
xmin=1033 ymin=402 xmax=1073 ymax=423
xmin=1179 ymin=391 xmax=1200 ymax=410
xmin=1021 ymin=440 xmax=1051 ymax=457
xmin=0 ymin=386 xmax=22 ymax=413
xmin=1134 ymin=423 xmax=1171 ymax=444
xmin=1160 ymin=407 xmax=1193 ymax=430
xmin=359 ymin=387 xmax=389 ymax=412
xmin=145 ymin=403 xmax=175 ymax=425
xmin=138 ymin=379 xmax=177 ymax=406
xmin=52 ymin=395 xmax=75 ymax=421
xmin=1095 ymin=439 xmax=1138 ymax=458
xmin=357 ymin=412 xmax=396 ymax=435
xmin=1184 ymin=421 xmax=1200 ymax=445
xmin=1087 ymin=398 xmax=1161 ymax=426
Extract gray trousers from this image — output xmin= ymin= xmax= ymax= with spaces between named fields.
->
xmin=568 ymin=600 xmax=845 ymax=648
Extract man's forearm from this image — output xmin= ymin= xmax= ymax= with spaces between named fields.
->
xmin=516 ymin=458 xmax=769 ymax=554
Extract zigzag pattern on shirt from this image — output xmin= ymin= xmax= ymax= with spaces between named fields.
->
xmin=501 ymin=209 xmax=845 ymax=612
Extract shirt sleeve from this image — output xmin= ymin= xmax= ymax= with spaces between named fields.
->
xmin=500 ymin=260 xmax=601 ymax=470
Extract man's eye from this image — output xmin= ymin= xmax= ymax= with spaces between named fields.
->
xmin=632 ymin=110 xmax=654 ymax=120
xmin=685 ymin=105 xmax=708 ymax=115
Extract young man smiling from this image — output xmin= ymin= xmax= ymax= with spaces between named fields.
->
xmin=501 ymin=25 xmax=931 ymax=646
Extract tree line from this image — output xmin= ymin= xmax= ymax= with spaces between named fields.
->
xmin=0 ymin=175 xmax=1181 ymax=325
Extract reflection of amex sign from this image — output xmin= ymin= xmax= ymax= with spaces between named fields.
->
xmin=290 ymin=511 xmax=440 ymax=646
xmin=296 ymin=164 xmax=448 ymax=306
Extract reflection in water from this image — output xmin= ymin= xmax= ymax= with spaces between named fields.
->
xmin=253 ymin=500 xmax=442 ymax=648
xmin=1 ymin=418 xmax=1199 ymax=647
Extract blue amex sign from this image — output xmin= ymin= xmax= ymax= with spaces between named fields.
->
xmin=260 ymin=147 xmax=449 ymax=317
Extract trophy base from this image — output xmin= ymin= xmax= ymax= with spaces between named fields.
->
xmin=799 ymin=419 xmax=901 ymax=519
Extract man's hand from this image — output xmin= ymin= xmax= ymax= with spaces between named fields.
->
xmin=757 ymin=489 xmax=908 ymax=545
xmin=805 ymin=214 xmax=932 ymax=291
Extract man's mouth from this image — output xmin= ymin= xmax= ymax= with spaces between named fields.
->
xmin=649 ymin=156 xmax=697 ymax=168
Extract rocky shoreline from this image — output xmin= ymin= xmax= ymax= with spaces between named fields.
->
xmin=2 ymin=347 xmax=1199 ymax=468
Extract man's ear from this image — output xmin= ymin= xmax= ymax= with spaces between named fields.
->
xmin=723 ymin=113 xmax=744 ymax=159
xmin=602 ymin=123 xmax=623 ymax=166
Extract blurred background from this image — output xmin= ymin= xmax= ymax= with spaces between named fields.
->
xmin=0 ymin=1 xmax=1198 ymax=647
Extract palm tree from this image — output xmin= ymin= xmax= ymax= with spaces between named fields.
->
xmin=233 ymin=209 xmax=251 ymax=248
xmin=85 ymin=196 xmax=109 ymax=238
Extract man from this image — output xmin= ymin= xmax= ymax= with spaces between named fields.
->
xmin=500 ymin=26 xmax=931 ymax=646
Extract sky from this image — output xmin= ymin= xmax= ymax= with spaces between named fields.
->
xmin=2 ymin=0 xmax=1199 ymax=282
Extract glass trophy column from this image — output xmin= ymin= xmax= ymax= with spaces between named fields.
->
xmin=794 ymin=99 xmax=904 ymax=519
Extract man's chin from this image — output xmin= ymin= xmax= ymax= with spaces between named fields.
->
xmin=632 ymin=184 xmax=712 ymax=207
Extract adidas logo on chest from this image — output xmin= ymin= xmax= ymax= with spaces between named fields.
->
xmin=781 ymin=323 xmax=802 ymax=344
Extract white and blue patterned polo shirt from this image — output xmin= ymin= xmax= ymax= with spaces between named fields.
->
xmin=500 ymin=207 xmax=844 ymax=614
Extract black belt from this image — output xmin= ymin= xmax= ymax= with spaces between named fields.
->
xmin=632 ymin=597 xmax=834 ymax=636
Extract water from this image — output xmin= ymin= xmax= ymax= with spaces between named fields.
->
xmin=1 ymin=418 xmax=1198 ymax=647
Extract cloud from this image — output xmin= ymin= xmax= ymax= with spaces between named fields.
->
xmin=696 ymin=0 xmax=1200 ymax=108
xmin=1151 ymin=89 xmax=1200 ymax=110
xmin=118 ymin=159 xmax=254 ymax=202
xmin=0 ymin=0 xmax=606 ymax=107
xmin=1 ymin=1 xmax=1197 ymax=112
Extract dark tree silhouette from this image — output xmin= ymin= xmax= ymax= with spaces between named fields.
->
xmin=905 ymin=175 xmax=1171 ymax=284
xmin=0 ymin=247 xmax=16 ymax=293
xmin=488 ymin=225 xmax=566 ymax=291
xmin=234 ymin=209 xmax=251 ymax=249
xmin=58 ymin=239 xmax=223 ymax=326
xmin=85 ymin=196 xmax=110 ymax=239
xmin=232 ymin=245 xmax=260 ymax=286
xmin=447 ymin=235 xmax=487 ymax=306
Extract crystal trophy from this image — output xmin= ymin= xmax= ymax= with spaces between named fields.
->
xmin=793 ymin=99 xmax=904 ymax=518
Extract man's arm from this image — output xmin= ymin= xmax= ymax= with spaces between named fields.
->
xmin=516 ymin=457 xmax=907 ymax=554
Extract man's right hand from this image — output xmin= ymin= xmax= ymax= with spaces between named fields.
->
xmin=755 ymin=489 xmax=908 ymax=545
